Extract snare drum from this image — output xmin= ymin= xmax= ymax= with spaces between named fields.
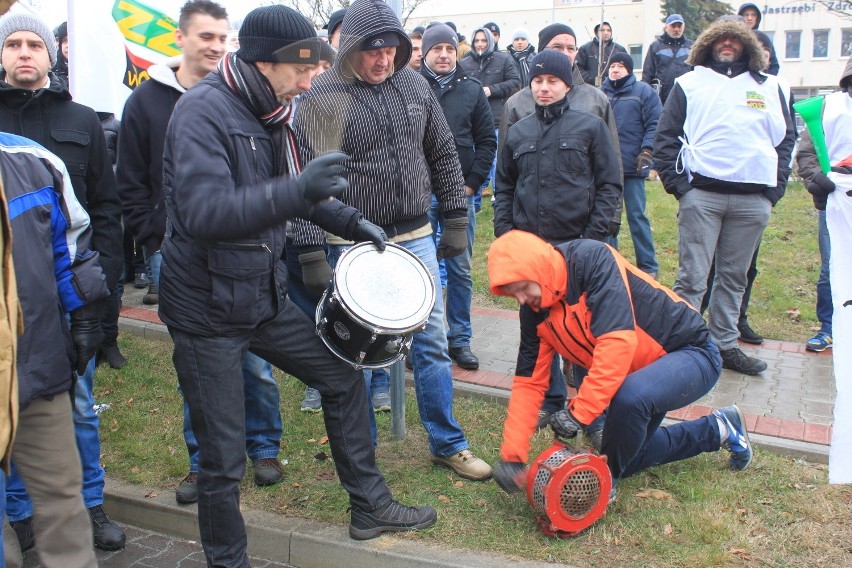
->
xmin=316 ymin=242 xmax=435 ymax=369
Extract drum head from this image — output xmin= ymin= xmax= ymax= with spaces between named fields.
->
xmin=334 ymin=242 xmax=435 ymax=333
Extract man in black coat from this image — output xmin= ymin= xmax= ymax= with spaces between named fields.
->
xmin=421 ymin=23 xmax=496 ymax=371
xmin=575 ymin=21 xmax=627 ymax=86
xmin=641 ymin=14 xmax=694 ymax=104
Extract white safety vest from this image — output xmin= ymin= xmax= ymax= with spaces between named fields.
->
xmin=675 ymin=66 xmax=787 ymax=187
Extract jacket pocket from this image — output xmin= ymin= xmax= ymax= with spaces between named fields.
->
xmin=555 ymin=138 xmax=590 ymax=174
xmin=207 ymin=244 xmax=272 ymax=326
xmin=512 ymin=140 xmax=538 ymax=178
xmin=51 ymin=129 xmax=91 ymax=190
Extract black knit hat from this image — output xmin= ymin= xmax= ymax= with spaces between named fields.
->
xmin=609 ymin=51 xmax=634 ymax=75
xmin=484 ymin=22 xmax=500 ymax=36
xmin=324 ymin=8 xmax=346 ymax=35
xmin=422 ymin=23 xmax=458 ymax=57
xmin=529 ymin=49 xmax=573 ymax=87
xmin=237 ymin=5 xmax=320 ymax=64
xmin=538 ymin=23 xmax=576 ymax=50
xmin=361 ymin=31 xmax=401 ymax=51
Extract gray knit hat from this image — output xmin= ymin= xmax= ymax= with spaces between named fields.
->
xmin=422 ymin=23 xmax=458 ymax=57
xmin=237 ymin=5 xmax=320 ymax=64
xmin=0 ymin=12 xmax=57 ymax=66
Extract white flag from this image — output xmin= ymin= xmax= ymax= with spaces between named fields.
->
xmin=68 ymin=0 xmax=184 ymax=118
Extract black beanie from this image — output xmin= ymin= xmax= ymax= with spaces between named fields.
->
xmin=538 ymin=23 xmax=576 ymax=50
xmin=324 ymin=8 xmax=346 ymax=35
xmin=608 ymin=52 xmax=634 ymax=75
xmin=361 ymin=31 xmax=401 ymax=51
xmin=237 ymin=5 xmax=320 ymax=64
xmin=484 ymin=22 xmax=500 ymax=36
xmin=422 ymin=23 xmax=458 ymax=57
xmin=529 ymin=49 xmax=573 ymax=87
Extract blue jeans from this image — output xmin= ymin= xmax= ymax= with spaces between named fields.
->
xmin=604 ymin=340 xmax=722 ymax=480
xmin=331 ymin=235 xmax=469 ymax=457
xmin=6 ymin=356 xmax=104 ymax=520
xmin=184 ymin=353 xmax=281 ymax=472
xmin=816 ymin=210 xmax=832 ymax=334
xmin=146 ymin=249 xmax=163 ymax=290
xmin=475 ymin=129 xmax=499 ymax=211
xmin=623 ymin=176 xmax=659 ymax=274
xmin=541 ymin=357 xmax=566 ymax=414
xmin=427 ymin=195 xmax=476 ymax=348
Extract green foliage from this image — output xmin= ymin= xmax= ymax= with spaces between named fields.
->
xmin=659 ymin=0 xmax=734 ymax=36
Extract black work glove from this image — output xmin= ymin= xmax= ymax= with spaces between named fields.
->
xmin=493 ymin=460 xmax=528 ymax=494
xmin=297 ymin=151 xmax=349 ymax=203
xmin=70 ymin=306 xmax=105 ymax=375
xmin=550 ymin=408 xmax=584 ymax=440
xmin=636 ymin=148 xmax=654 ymax=176
xmin=808 ymin=172 xmax=836 ymax=197
xmin=437 ymin=216 xmax=468 ymax=260
xmin=298 ymin=250 xmax=333 ymax=294
xmin=351 ymin=218 xmax=388 ymax=251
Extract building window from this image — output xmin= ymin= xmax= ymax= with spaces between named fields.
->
xmin=813 ymin=29 xmax=829 ymax=58
xmin=843 ymin=29 xmax=852 ymax=57
xmin=785 ymin=30 xmax=801 ymax=59
xmin=629 ymin=44 xmax=642 ymax=71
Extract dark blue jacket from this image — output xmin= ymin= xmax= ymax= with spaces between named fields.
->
xmin=0 ymin=133 xmax=109 ymax=408
xmin=600 ymin=74 xmax=662 ymax=178
xmin=641 ymin=32 xmax=694 ymax=104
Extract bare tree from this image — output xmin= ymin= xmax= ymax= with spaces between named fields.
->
xmin=255 ymin=0 xmax=430 ymax=28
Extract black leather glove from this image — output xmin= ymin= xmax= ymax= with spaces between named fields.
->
xmin=493 ymin=460 xmax=528 ymax=494
xmin=636 ymin=148 xmax=654 ymax=176
xmin=550 ymin=408 xmax=583 ymax=440
xmin=437 ymin=216 xmax=468 ymax=259
xmin=298 ymin=250 xmax=333 ymax=294
xmin=808 ymin=172 xmax=836 ymax=197
xmin=351 ymin=218 xmax=387 ymax=251
xmin=297 ymin=151 xmax=349 ymax=203
xmin=70 ymin=305 xmax=105 ymax=375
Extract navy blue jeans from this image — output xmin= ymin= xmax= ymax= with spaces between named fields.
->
xmin=170 ymin=299 xmax=391 ymax=567
xmin=623 ymin=176 xmax=659 ymax=274
xmin=816 ymin=210 xmax=832 ymax=334
xmin=601 ymin=340 xmax=722 ymax=480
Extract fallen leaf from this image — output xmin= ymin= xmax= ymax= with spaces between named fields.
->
xmin=475 ymin=499 xmax=487 ymax=507
xmin=131 ymin=466 xmax=140 ymax=474
xmin=730 ymin=548 xmax=750 ymax=560
xmin=145 ymin=491 xmax=159 ymax=498
xmin=148 ymin=408 xmax=159 ymax=414
xmin=292 ymin=482 xmax=301 ymax=488
xmin=663 ymin=524 xmax=672 ymax=535
xmin=307 ymin=438 xmax=316 ymax=443
xmin=126 ymin=398 xmax=134 ymax=405
xmin=438 ymin=495 xmax=450 ymax=503
xmin=314 ymin=471 xmax=336 ymax=481
xmin=167 ymin=446 xmax=177 ymax=456
xmin=786 ymin=308 xmax=801 ymax=322
xmin=319 ymin=435 xmax=329 ymax=445
xmin=737 ymin=508 xmax=748 ymax=516
xmin=635 ymin=488 xmax=673 ymax=500
xmin=453 ymin=481 xmax=465 ymax=488
xmin=314 ymin=451 xmax=328 ymax=461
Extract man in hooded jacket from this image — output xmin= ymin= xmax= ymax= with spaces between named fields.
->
xmin=487 ymin=230 xmax=753 ymax=497
xmin=292 ymin=0 xmax=492 ymax=482
xmin=575 ymin=21 xmax=627 ymax=87
xmin=654 ymin=18 xmax=795 ymax=377
xmin=738 ymin=3 xmax=779 ymax=75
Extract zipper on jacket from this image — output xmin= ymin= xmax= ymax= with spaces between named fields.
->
xmin=213 ymin=241 xmax=272 ymax=254
xmin=249 ymin=136 xmax=259 ymax=183
xmin=546 ymin=315 xmax=593 ymax=359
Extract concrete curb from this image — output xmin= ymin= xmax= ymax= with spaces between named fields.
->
xmin=103 ymin=478 xmax=575 ymax=568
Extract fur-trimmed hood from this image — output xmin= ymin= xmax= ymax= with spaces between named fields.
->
xmin=687 ymin=19 xmax=765 ymax=73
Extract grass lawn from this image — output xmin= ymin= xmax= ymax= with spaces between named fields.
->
xmin=98 ymin=334 xmax=851 ymax=567
xmin=474 ymin=181 xmax=824 ymax=343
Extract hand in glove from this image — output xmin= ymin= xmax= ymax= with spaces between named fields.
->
xmin=808 ymin=172 xmax=836 ymax=197
xmin=550 ymin=408 xmax=584 ymax=440
xmin=298 ymin=250 xmax=333 ymax=294
xmin=297 ymin=151 xmax=349 ymax=203
xmin=493 ymin=460 xmax=528 ymax=494
xmin=636 ymin=148 xmax=654 ymax=176
xmin=351 ymin=218 xmax=388 ymax=251
xmin=70 ymin=306 xmax=105 ymax=375
xmin=437 ymin=216 xmax=469 ymax=260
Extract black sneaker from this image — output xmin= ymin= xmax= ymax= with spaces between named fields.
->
xmin=721 ymin=347 xmax=767 ymax=375
xmin=175 ymin=472 xmax=198 ymax=504
xmin=10 ymin=516 xmax=35 ymax=552
xmin=253 ymin=458 xmax=284 ymax=486
xmin=133 ymin=272 xmax=149 ymax=289
xmin=737 ymin=322 xmax=764 ymax=345
xmin=89 ymin=504 xmax=126 ymax=550
xmin=349 ymin=500 xmax=437 ymax=540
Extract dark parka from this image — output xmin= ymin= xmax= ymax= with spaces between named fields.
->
xmin=494 ymin=97 xmax=623 ymax=243
xmin=641 ymin=31 xmax=694 ymax=104
xmin=0 ymin=73 xmax=123 ymax=291
xmin=600 ymin=74 xmax=662 ymax=178
xmin=459 ymin=28 xmax=521 ymax=125
xmin=159 ymin=70 xmax=369 ymax=336
xmin=576 ymin=36 xmax=627 ymax=86
xmin=421 ymin=68 xmax=497 ymax=191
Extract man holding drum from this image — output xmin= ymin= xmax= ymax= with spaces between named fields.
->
xmin=159 ymin=6 xmax=436 ymax=565
xmin=292 ymin=0 xmax=492 ymax=481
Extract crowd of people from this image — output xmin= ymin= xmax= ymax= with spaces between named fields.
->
xmin=0 ymin=0 xmax=847 ymax=566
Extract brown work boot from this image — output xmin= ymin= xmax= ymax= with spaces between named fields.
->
xmin=430 ymin=449 xmax=492 ymax=480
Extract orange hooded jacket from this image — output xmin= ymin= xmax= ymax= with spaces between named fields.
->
xmin=488 ymin=231 xmax=708 ymax=463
